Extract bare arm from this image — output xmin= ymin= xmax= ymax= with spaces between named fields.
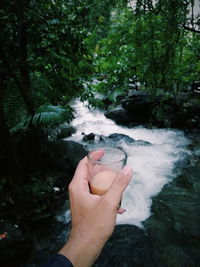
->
xmin=59 ymin=153 xmax=132 ymax=267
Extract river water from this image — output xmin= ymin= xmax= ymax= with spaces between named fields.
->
xmin=65 ymin=100 xmax=199 ymax=266
xmin=67 ymin=100 xmax=190 ymax=226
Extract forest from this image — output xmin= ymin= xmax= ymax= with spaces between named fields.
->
xmin=0 ymin=0 xmax=200 ymax=266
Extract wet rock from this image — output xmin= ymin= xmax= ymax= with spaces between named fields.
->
xmin=171 ymin=103 xmax=200 ymax=129
xmin=41 ymin=140 xmax=86 ymax=174
xmin=94 ymin=225 xmax=156 ymax=267
xmin=108 ymin=133 xmax=135 ymax=143
xmin=105 ymin=90 xmax=200 ymax=129
xmin=105 ymin=107 xmax=131 ymax=125
xmin=133 ymin=140 xmax=152 ymax=146
xmin=144 ymin=152 xmax=200 ymax=266
xmin=121 ymin=91 xmax=153 ymax=114
xmin=82 ymin=133 xmax=152 ymax=148
xmin=105 ymin=91 xmax=157 ymax=127
xmin=174 ymin=152 xmax=191 ymax=171
xmin=56 ymin=126 xmax=76 ymax=139
xmin=82 ymin=133 xmax=95 ymax=142
xmin=64 ymin=141 xmax=87 ymax=170
xmin=106 ymin=134 xmax=152 ymax=146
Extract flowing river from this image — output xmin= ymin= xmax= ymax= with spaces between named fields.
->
xmin=67 ymin=100 xmax=190 ymax=226
xmin=65 ymin=100 xmax=200 ymax=266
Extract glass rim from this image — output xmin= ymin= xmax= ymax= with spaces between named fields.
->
xmin=87 ymin=146 xmax=127 ymax=165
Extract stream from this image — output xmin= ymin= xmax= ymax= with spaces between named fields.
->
xmin=67 ymin=100 xmax=190 ymax=226
xmin=65 ymin=100 xmax=200 ymax=266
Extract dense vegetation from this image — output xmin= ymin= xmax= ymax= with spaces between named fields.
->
xmin=84 ymin=1 xmax=200 ymax=105
xmin=0 ymin=0 xmax=127 ymax=211
xmin=0 ymin=0 xmax=199 ymax=264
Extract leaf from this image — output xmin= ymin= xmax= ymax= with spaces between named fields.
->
xmin=31 ymin=104 xmax=74 ymax=127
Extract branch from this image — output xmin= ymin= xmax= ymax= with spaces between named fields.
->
xmin=184 ymin=25 xmax=200 ymax=34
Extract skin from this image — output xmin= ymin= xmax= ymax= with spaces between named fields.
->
xmin=59 ymin=150 xmax=133 ymax=267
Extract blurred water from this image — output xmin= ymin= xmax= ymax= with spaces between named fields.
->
xmin=67 ymin=100 xmax=190 ymax=227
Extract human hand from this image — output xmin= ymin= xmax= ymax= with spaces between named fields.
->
xmin=59 ymin=151 xmax=133 ymax=267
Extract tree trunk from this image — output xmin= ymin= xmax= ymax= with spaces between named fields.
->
xmin=0 ymin=86 xmax=22 ymax=181
xmin=16 ymin=0 xmax=35 ymax=116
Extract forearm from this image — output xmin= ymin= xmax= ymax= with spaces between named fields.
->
xmin=59 ymin=230 xmax=105 ymax=267
xmin=58 ymin=157 xmax=132 ymax=266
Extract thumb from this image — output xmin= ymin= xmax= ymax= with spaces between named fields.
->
xmin=104 ymin=166 xmax=133 ymax=205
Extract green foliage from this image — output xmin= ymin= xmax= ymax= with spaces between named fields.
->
xmin=152 ymin=103 xmax=172 ymax=127
xmin=0 ymin=0 xmax=101 ymax=199
xmin=85 ymin=0 xmax=200 ymax=107
xmin=30 ymin=105 xmax=74 ymax=127
xmin=1 ymin=0 xmax=200 ymax=222
xmin=31 ymin=74 xmax=53 ymax=108
xmin=3 ymin=81 xmax=27 ymax=129
xmin=1 ymin=0 xmax=130 ymax=200
xmin=3 ymin=73 xmax=74 ymax=138
xmin=25 ymin=178 xmax=52 ymax=198
xmin=1 ymin=0 xmax=128 ymax=131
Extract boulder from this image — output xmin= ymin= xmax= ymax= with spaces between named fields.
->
xmin=56 ymin=126 xmax=76 ymax=139
xmin=105 ymin=91 xmax=157 ymax=126
xmin=105 ymin=90 xmax=200 ymax=129
xmin=108 ymin=133 xmax=152 ymax=146
xmin=108 ymin=133 xmax=135 ymax=143
xmin=171 ymin=103 xmax=200 ymax=129
xmin=82 ymin=133 xmax=152 ymax=148
xmin=121 ymin=91 xmax=154 ymax=116
xmin=82 ymin=133 xmax=95 ymax=142
xmin=82 ymin=133 xmax=135 ymax=145
xmin=105 ymin=107 xmax=131 ymax=125
xmin=64 ymin=140 xmax=88 ymax=170
xmin=40 ymin=140 xmax=87 ymax=182
xmin=94 ymin=225 xmax=156 ymax=267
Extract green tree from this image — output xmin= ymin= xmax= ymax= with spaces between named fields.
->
xmin=0 ymin=0 xmax=131 ymax=214
xmin=86 ymin=0 xmax=200 ymax=106
xmin=0 ymin=0 xmax=91 ymax=179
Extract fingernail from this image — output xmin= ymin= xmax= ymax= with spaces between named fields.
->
xmin=122 ymin=165 xmax=132 ymax=175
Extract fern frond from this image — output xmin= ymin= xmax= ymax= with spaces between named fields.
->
xmin=3 ymin=82 xmax=27 ymax=128
xmin=30 ymin=105 xmax=74 ymax=127
xmin=31 ymin=74 xmax=52 ymax=109
xmin=45 ymin=122 xmax=76 ymax=139
xmin=4 ymin=73 xmax=75 ymax=133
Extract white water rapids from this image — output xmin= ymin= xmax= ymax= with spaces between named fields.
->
xmin=66 ymin=100 xmax=190 ymax=227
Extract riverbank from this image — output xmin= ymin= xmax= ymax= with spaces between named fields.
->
xmin=105 ymin=90 xmax=200 ymax=129
xmin=1 ymin=101 xmax=199 ymax=267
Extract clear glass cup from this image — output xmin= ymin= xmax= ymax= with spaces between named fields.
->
xmin=87 ymin=147 xmax=127 ymax=196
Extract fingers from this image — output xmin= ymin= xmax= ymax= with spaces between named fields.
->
xmin=88 ymin=149 xmax=104 ymax=161
xmin=73 ymin=156 xmax=88 ymax=181
xmin=104 ymin=166 xmax=133 ymax=206
xmin=117 ymin=207 xmax=126 ymax=214
xmin=73 ymin=150 xmax=104 ymax=181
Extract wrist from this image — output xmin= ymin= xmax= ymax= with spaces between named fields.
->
xmin=59 ymin=227 xmax=106 ymax=267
